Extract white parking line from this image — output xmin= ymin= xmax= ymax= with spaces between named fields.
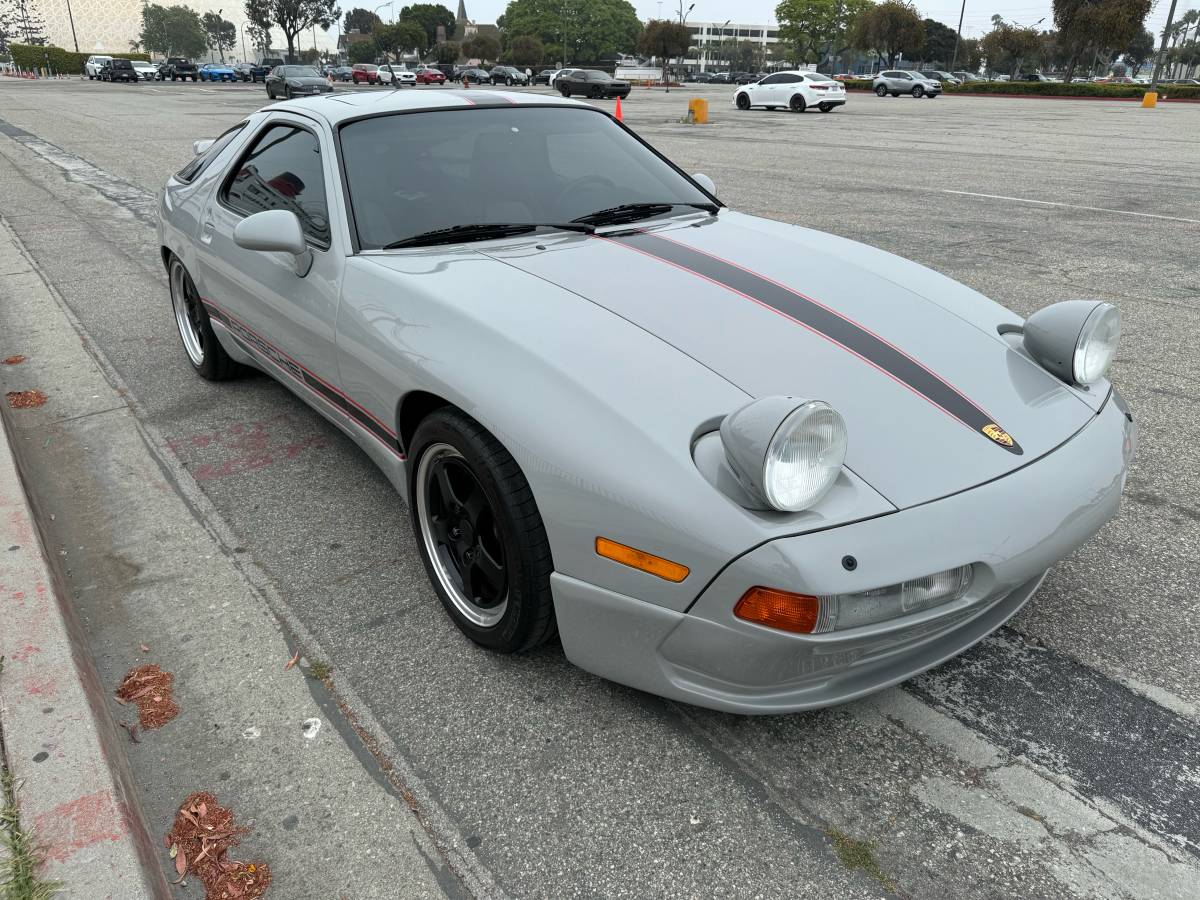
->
xmin=943 ymin=189 xmax=1200 ymax=225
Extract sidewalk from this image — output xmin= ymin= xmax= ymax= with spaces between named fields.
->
xmin=0 ymin=214 xmax=461 ymax=898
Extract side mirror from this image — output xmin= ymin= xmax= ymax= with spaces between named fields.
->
xmin=192 ymin=138 xmax=214 ymax=156
xmin=233 ymin=210 xmax=312 ymax=276
xmin=692 ymin=172 xmax=716 ymax=195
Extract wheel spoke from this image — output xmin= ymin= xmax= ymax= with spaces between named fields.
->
xmin=434 ymin=463 xmax=460 ymax=508
xmin=470 ymin=545 xmax=505 ymax=602
xmin=462 ymin=487 xmax=487 ymax=530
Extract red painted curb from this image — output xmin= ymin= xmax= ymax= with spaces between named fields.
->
xmin=844 ymin=87 xmax=1200 ymax=103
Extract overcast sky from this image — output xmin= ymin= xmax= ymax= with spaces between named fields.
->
xmin=454 ymin=1 xmax=1193 ymax=40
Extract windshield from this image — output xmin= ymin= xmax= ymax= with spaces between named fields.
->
xmin=586 ymin=71 xmax=611 ymax=81
xmin=341 ymin=107 xmax=713 ymax=251
xmin=282 ymin=66 xmax=319 ymax=77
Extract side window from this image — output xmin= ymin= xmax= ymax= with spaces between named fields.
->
xmin=223 ymin=124 xmax=330 ymax=246
xmin=176 ymin=122 xmax=246 ymax=184
xmin=759 ymin=74 xmax=782 ymax=85
xmin=781 ymin=74 xmax=803 ymax=83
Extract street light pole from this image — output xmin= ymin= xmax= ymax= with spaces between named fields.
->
xmin=1151 ymin=0 xmax=1179 ymax=90
xmin=65 ymin=0 xmax=80 ymax=52
xmin=950 ymin=0 xmax=966 ymax=71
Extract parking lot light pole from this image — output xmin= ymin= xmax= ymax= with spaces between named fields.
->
xmin=65 ymin=0 xmax=80 ymax=53
xmin=950 ymin=0 xmax=966 ymax=71
xmin=1150 ymin=0 xmax=1179 ymax=90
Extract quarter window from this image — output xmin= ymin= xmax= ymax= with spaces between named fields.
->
xmin=759 ymin=74 xmax=783 ymax=85
xmin=223 ymin=124 xmax=330 ymax=246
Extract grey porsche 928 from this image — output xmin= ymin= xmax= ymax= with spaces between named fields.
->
xmin=158 ymin=90 xmax=1134 ymax=714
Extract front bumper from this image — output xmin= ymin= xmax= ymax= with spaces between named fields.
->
xmin=552 ymin=394 xmax=1132 ymax=714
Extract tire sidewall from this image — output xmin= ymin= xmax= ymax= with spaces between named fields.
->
xmin=169 ymin=257 xmax=224 ymax=380
xmin=408 ymin=411 xmax=552 ymax=653
xmin=875 ymin=84 xmax=886 ymax=96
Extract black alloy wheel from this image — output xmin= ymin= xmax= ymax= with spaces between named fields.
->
xmin=789 ymin=93 xmax=806 ymax=112
xmin=410 ymin=409 xmax=556 ymax=653
xmin=736 ymin=92 xmax=751 ymax=109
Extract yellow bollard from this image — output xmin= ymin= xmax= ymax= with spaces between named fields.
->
xmin=687 ymin=97 xmax=709 ymax=124
xmin=1141 ymin=91 xmax=1158 ymax=108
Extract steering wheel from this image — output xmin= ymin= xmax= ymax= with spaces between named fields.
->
xmin=554 ymin=175 xmax=617 ymax=208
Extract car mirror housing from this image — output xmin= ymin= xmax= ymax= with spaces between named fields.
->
xmin=692 ymin=172 xmax=716 ymax=195
xmin=192 ymin=139 xmax=214 ymax=156
xmin=233 ymin=210 xmax=313 ymax=276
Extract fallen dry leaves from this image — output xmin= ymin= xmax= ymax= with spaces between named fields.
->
xmin=283 ymin=651 xmax=299 ymax=672
xmin=6 ymin=389 xmax=47 ymax=409
xmin=2 ymin=355 xmax=26 ymax=365
xmin=166 ymin=792 xmax=271 ymax=899
xmin=115 ymin=664 xmax=179 ymax=729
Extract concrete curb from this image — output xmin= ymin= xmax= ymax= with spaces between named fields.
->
xmin=0 ymin=341 xmax=167 ymax=895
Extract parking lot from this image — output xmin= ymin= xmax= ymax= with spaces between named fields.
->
xmin=1 ymin=76 xmax=1198 ymax=898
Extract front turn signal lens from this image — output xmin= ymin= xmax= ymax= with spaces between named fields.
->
xmin=734 ymin=587 xmax=821 ymax=634
xmin=595 ymin=537 xmax=689 ymax=583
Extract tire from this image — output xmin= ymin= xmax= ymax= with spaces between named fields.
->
xmin=506 ymin=77 xmax=513 ymax=86
xmin=284 ymin=85 xmax=292 ymax=100
xmin=911 ymin=85 xmax=924 ymax=97
xmin=928 ymin=93 xmax=938 ymax=99
xmin=266 ymin=84 xmax=274 ymax=99
xmin=561 ymin=85 xmax=571 ymax=97
xmin=409 ymin=408 xmax=556 ymax=653
xmin=874 ymin=84 xmax=887 ymax=96
xmin=819 ymin=103 xmax=832 ymax=112
xmin=765 ymin=105 xmax=777 ymax=110
xmin=735 ymin=92 xmax=751 ymax=109
xmin=789 ymin=93 xmax=807 ymax=112
xmin=168 ymin=257 xmax=241 ymax=381
xmin=891 ymin=92 xmax=899 ymax=97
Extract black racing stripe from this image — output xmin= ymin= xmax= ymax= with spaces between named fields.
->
xmin=202 ymin=299 xmax=404 ymax=458
xmin=610 ymin=231 xmax=1023 ymax=455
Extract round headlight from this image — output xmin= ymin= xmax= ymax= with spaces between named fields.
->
xmin=1073 ymin=303 xmax=1120 ymax=385
xmin=762 ymin=401 xmax=848 ymax=512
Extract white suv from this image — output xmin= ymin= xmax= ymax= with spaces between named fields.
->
xmin=84 ymin=55 xmax=112 ymax=79
xmin=872 ymin=70 xmax=942 ymax=98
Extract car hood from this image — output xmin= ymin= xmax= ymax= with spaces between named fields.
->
xmin=478 ymin=212 xmax=1100 ymax=509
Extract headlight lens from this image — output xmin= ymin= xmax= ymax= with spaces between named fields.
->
xmin=1073 ymin=303 xmax=1120 ymax=385
xmin=762 ymin=401 xmax=848 ymax=512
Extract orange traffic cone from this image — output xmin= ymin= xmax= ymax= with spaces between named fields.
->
xmin=615 ymin=95 xmax=623 ymax=122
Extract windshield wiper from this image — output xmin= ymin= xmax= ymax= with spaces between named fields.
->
xmin=571 ymin=201 xmax=719 ymax=227
xmin=383 ymin=221 xmax=594 ymax=249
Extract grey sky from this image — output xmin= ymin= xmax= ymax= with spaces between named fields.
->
xmin=459 ymin=1 xmax=1193 ymax=40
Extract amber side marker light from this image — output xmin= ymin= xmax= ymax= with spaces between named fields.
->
xmin=734 ymin=587 xmax=821 ymax=634
xmin=595 ymin=537 xmax=689 ymax=582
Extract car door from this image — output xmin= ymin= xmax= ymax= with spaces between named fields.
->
xmin=749 ymin=73 xmax=778 ymax=105
xmin=193 ymin=113 xmax=348 ymax=398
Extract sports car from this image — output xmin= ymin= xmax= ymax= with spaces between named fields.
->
xmin=158 ymin=91 xmax=1134 ymax=714
xmin=198 ymin=63 xmax=237 ymax=82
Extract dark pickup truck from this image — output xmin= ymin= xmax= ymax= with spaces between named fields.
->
xmin=248 ymin=58 xmax=285 ymax=83
xmin=161 ymin=57 xmax=198 ymax=81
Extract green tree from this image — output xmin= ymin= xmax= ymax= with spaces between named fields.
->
xmin=244 ymin=0 xmax=273 ymax=56
xmin=1123 ymin=28 xmax=1154 ymax=75
xmin=398 ymin=3 xmax=455 ymax=46
xmin=637 ymin=19 xmax=690 ymax=82
xmin=921 ymin=17 xmax=957 ymax=66
xmin=504 ymin=33 xmax=544 ymax=65
xmin=461 ymin=31 xmax=500 ymax=62
xmin=958 ymin=36 xmax=982 ymax=71
xmin=298 ymin=46 xmax=320 ymax=62
xmin=374 ymin=19 xmax=426 ymax=57
xmin=850 ymin=0 xmax=924 ymax=68
xmin=775 ymin=0 xmax=871 ymax=68
xmin=980 ymin=21 xmax=1044 ymax=77
xmin=347 ymin=38 xmax=375 ymax=62
xmin=496 ymin=0 xmax=641 ymax=64
xmin=1053 ymin=0 xmax=1152 ymax=83
xmin=269 ymin=0 xmax=340 ymax=63
xmin=343 ymin=6 xmax=380 ymax=33
xmin=139 ymin=4 xmax=207 ymax=59
xmin=432 ymin=39 xmax=458 ymax=63
xmin=202 ymin=11 xmax=237 ymax=61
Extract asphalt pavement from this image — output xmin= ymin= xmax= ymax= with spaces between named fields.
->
xmin=0 ymin=77 xmax=1197 ymax=899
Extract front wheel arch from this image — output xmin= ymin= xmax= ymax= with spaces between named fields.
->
xmin=398 ymin=389 xmax=451 ymax=455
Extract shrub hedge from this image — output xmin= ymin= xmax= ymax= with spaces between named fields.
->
xmin=9 ymin=44 xmax=151 ymax=74
xmin=842 ymin=76 xmax=1199 ymax=100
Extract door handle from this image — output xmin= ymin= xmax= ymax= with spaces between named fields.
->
xmin=200 ymin=215 xmax=215 ymax=245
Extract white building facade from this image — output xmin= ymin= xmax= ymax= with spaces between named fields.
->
xmin=686 ymin=20 xmax=781 ymax=71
